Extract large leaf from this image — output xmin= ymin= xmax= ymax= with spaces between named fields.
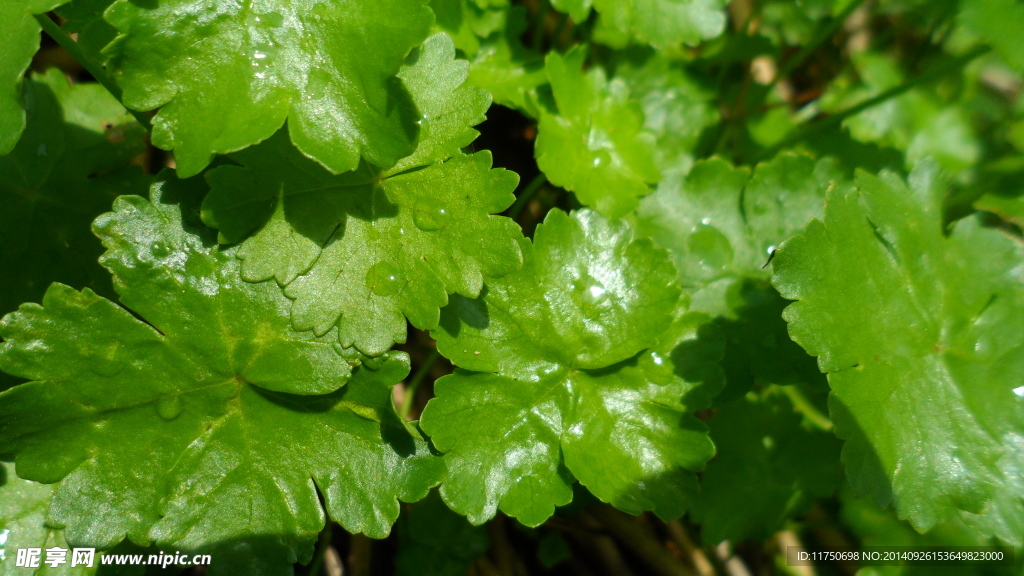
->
xmin=1 ymin=69 xmax=149 ymax=321
xmin=0 ymin=3 xmax=67 ymax=154
xmin=772 ymin=165 xmax=1024 ymax=543
xmin=631 ymin=154 xmax=841 ymax=402
xmin=420 ymin=209 xmax=721 ymax=526
xmin=0 ymin=175 xmax=442 ymax=576
xmin=202 ymin=35 xmax=520 ymax=356
xmin=103 ymin=0 xmax=434 ymax=177
xmin=536 ymin=48 xmax=660 ymax=218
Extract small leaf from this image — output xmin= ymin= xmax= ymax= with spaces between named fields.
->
xmin=536 ymin=48 xmax=660 ymax=218
xmin=395 ymin=491 xmax=489 ymax=576
xmin=421 ymin=209 xmax=720 ymax=526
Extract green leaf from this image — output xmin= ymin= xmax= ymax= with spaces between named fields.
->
xmin=465 ymin=6 xmax=547 ymax=116
xmin=0 ymin=1 xmax=67 ymax=154
xmin=551 ymin=0 xmax=592 ymax=22
xmin=103 ymin=0 xmax=435 ymax=177
xmin=536 ymin=48 xmax=660 ymax=218
xmin=692 ymin=389 xmax=842 ymax=544
xmin=202 ymin=34 xmax=519 ymax=357
xmin=1 ymin=69 xmax=149 ymax=320
xmin=959 ymin=0 xmax=1024 ymax=70
xmin=612 ymin=53 xmax=719 ymax=176
xmin=591 ymin=0 xmax=727 ymax=49
xmin=420 ymin=209 xmax=719 ymax=526
xmin=0 ymin=175 xmax=442 ymax=575
xmin=820 ymin=52 xmax=980 ymax=174
xmin=975 ymin=193 xmax=1024 ymax=228
xmin=772 ymin=165 xmax=1024 ymax=542
xmin=55 ymin=0 xmax=119 ymax=62
xmin=0 ymin=462 xmax=93 ymax=576
xmin=428 ymin=0 xmax=508 ymax=57
xmin=631 ymin=154 xmax=841 ymax=401
xmin=395 ymin=491 xmax=489 ymax=576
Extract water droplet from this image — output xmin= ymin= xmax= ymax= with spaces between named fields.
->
xmin=701 ymin=217 xmax=711 ymax=225
xmin=687 ymin=224 xmax=734 ymax=273
xmin=572 ymin=272 xmax=609 ymax=313
xmin=151 ymin=241 xmax=170 ymax=258
xmin=1014 ymin=386 xmax=1024 ymax=398
xmin=366 ymin=261 xmax=405 ymax=297
xmin=591 ymin=150 xmax=612 ymax=167
xmin=156 ymin=395 xmax=184 ymax=421
xmin=650 ymin=352 xmax=664 ymax=366
xmin=413 ymin=205 xmax=450 ymax=232
xmin=766 ymin=244 xmax=777 ymax=255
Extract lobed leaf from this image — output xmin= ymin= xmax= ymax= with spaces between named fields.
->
xmin=536 ymin=48 xmax=660 ymax=218
xmin=203 ymin=34 xmax=521 ymax=356
xmin=0 ymin=175 xmax=442 ymax=575
xmin=420 ymin=209 xmax=721 ymax=526
xmin=103 ymin=0 xmax=434 ymax=177
xmin=772 ymin=165 xmax=1024 ymax=543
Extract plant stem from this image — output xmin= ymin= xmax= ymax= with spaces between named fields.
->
xmin=777 ymin=385 xmax=833 ymax=432
xmin=760 ymin=45 xmax=988 ymax=159
xmin=589 ymin=506 xmax=696 ymax=576
xmin=400 ymin=350 xmax=440 ymax=420
xmin=509 ymin=173 xmax=548 ymax=220
xmin=34 ymin=13 xmax=152 ymax=131
xmin=766 ymin=0 xmax=867 ymax=95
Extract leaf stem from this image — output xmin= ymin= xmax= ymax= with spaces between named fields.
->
xmin=509 ymin=173 xmax=547 ymax=220
xmin=760 ymin=45 xmax=988 ymax=158
xmin=589 ymin=506 xmax=697 ymax=576
xmin=34 ymin=13 xmax=152 ymax=131
xmin=400 ymin=350 xmax=440 ymax=420
xmin=776 ymin=385 xmax=833 ymax=432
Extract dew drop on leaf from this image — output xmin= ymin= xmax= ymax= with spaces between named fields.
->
xmin=688 ymin=224 xmax=734 ymax=272
xmin=151 ymin=241 xmax=170 ymax=258
xmin=366 ymin=261 xmax=405 ymax=297
xmin=156 ymin=395 xmax=184 ymax=421
xmin=413 ymin=205 xmax=450 ymax=232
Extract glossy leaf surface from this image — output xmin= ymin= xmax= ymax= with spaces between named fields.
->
xmin=773 ymin=166 xmax=1024 ymax=542
xmin=536 ymin=48 xmax=660 ymax=218
xmin=421 ymin=209 xmax=720 ymax=526
xmin=0 ymin=176 xmax=442 ymax=575
xmin=104 ymin=0 xmax=434 ymax=177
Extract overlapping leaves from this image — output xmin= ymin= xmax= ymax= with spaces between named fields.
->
xmin=632 ymin=153 xmax=841 ymax=401
xmin=0 ymin=175 xmax=442 ymax=575
xmin=202 ymin=34 xmax=523 ymax=356
xmin=773 ymin=166 xmax=1024 ymax=544
xmin=103 ymin=0 xmax=434 ymax=177
xmin=1 ymin=69 xmax=149 ymax=324
xmin=420 ymin=209 xmax=721 ymax=526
